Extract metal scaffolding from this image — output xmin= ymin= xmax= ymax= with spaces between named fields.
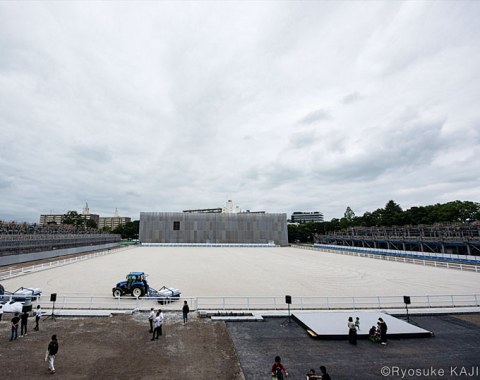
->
xmin=316 ymin=224 xmax=480 ymax=256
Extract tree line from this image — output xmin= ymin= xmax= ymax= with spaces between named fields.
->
xmin=59 ymin=211 xmax=139 ymax=239
xmin=288 ymin=200 xmax=480 ymax=243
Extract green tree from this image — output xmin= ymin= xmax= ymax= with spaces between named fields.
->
xmin=62 ymin=211 xmax=84 ymax=228
xmin=113 ymin=220 xmax=139 ymax=239
xmin=85 ymin=219 xmax=97 ymax=229
xmin=340 ymin=206 xmax=356 ymax=229
xmin=344 ymin=206 xmax=355 ymax=223
xmin=382 ymin=200 xmax=403 ymax=226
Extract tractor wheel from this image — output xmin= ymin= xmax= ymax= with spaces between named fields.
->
xmin=131 ymin=286 xmax=145 ymax=298
xmin=112 ymin=288 xmax=123 ymax=297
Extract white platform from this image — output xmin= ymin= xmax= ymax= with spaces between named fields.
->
xmin=293 ymin=311 xmax=432 ymax=339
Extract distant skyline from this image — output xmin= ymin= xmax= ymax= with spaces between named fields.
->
xmin=1 ymin=2 xmax=479 ymax=223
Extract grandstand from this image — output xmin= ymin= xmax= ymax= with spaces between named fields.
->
xmin=0 ymin=221 xmax=120 ymax=261
xmin=316 ymin=223 xmax=480 ymax=256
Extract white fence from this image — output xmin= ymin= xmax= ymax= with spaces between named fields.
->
xmin=0 ymin=247 xmax=131 ymax=281
xmin=25 ymin=293 xmax=480 ymax=312
xmin=298 ymin=245 xmax=480 ymax=273
xmin=28 ymin=295 xmax=197 ymax=312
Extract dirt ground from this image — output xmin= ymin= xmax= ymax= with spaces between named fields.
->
xmin=0 ymin=311 xmax=244 ymax=380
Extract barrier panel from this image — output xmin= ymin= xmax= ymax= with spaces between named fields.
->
xmin=14 ymin=293 xmax=480 ymax=312
xmin=298 ymin=245 xmax=480 ymax=272
xmin=312 ymin=244 xmax=480 ymax=265
xmin=194 ymin=294 xmax=480 ymax=311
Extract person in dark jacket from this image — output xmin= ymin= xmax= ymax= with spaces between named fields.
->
xmin=182 ymin=301 xmax=190 ymax=324
xmin=319 ymin=365 xmax=331 ymax=380
xmin=347 ymin=316 xmax=357 ymax=345
xmin=20 ymin=310 xmax=29 ymax=336
xmin=378 ymin=318 xmax=388 ymax=345
xmin=47 ymin=335 xmax=59 ymax=374
xmin=10 ymin=312 xmax=20 ymax=341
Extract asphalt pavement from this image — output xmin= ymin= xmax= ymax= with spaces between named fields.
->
xmin=227 ymin=314 xmax=480 ymax=380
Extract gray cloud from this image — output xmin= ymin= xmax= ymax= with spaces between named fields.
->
xmin=0 ymin=2 xmax=479 ymax=222
xmin=299 ymin=109 xmax=332 ymax=125
xmin=342 ymin=92 xmax=364 ymax=104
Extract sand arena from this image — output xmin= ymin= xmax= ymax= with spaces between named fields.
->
xmin=2 ymin=246 xmax=479 ymax=299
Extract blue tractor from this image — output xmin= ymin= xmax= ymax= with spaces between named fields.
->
xmin=112 ymin=272 xmax=149 ymax=298
xmin=112 ymin=272 xmax=182 ymax=302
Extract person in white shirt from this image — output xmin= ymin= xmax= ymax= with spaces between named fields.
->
xmin=148 ymin=308 xmax=155 ymax=333
xmin=34 ymin=305 xmax=42 ymax=331
xmin=151 ymin=310 xmax=164 ymax=340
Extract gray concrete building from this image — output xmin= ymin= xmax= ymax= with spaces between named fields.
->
xmin=98 ymin=208 xmax=131 ymax=230
xmin=140 ymin=212 xmax=288 ymax=246
xmin=291 ymin=211 xmax=324 ymax=223
xmin=98 ymin=216 xmax=131 ymax=230
xmin=40 ymin=203 xmax=99 ymax=226
xmin=39 ymin=214 xmax=64 ymax=225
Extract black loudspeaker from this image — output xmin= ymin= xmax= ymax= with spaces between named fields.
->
xmin=403 ymin=296 xmax=411 ymax=305
xmin=285 ymin=295 xmax=292 ymax=304
xmin=50 ymin=293 xmax=57 ymax=302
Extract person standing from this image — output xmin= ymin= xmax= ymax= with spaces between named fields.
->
xmin=348 ymin=317 xmax=357 ymax=345
xmin=20 ymin=310 xmax=29 ymax=336
xmin=378 ymin=317 xmax=388 ymax=345
xmin=148 ymin=308 xmax=155 ymax=333
xmin=10 ymin=312 xmax=20 ymax=341
xmin=151 ymin=310 xmax=164 ymax=340
xmin=34 ymin=305 xmax=42 ymax=331
xmin=319 ymin=366 xmax=331 ymax=380
xmin=271 ymin=355 xmax=288 ymax=379
xmin=355 ymin=317 xmax=360 ymax=331
xmin=46 ymin=334 xmax=59 ymax=374
xmin=182 ymin=301 xmax=190 ymax=324
xmin=0 ymin=304 xmax=3 ymax=321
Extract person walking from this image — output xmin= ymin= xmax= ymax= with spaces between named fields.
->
xmin=10 ymin=312 xmax=20 ymax=341
xmin=378 ymin=317 xmax=388 ymax=345
xmin=20 ymin=310 xmax=29 ymax=336
xmin=151 ymin=310 xmax=164 ymax=340
xmin=271 ymin=355 xmax=288 ymax=379
xmin=0 ymin=304 xmax=3 ymax=321
xmin=182 ymin=301 xmax=190 ymax=324
xmin=348 ymin=317 xmax=357 ymax=345
xmin=46 ymin=334 xmax=59 ymax=374
xmin=148 ymin=308 xmax=155 ymax=333
xmin=34 ymin=305 xmax=42 ymax=331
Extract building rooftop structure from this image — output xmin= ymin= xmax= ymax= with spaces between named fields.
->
xmin=183 ymin=199 xmax=265 ymax=214
xmin=291 ymin=211 xmax=324 ymax=223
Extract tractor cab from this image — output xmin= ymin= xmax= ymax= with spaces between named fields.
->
xmin=126 ymin=272 xmax=145 ymax=286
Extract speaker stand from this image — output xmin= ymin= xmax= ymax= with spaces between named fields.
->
xmin=281 ymin=303 xmax=292 ymax=326
xmin=44 ymin=301 xmax=57 ymax=322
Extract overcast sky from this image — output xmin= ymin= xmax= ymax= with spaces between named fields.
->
xmin=1 ymin=1 xmax=479 ymax=223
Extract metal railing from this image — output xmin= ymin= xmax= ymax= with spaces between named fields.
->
xmin=195 ymin=294 xmax=480 ymax=311
xmin=22 ymin=293 xmax=480 ymax=312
